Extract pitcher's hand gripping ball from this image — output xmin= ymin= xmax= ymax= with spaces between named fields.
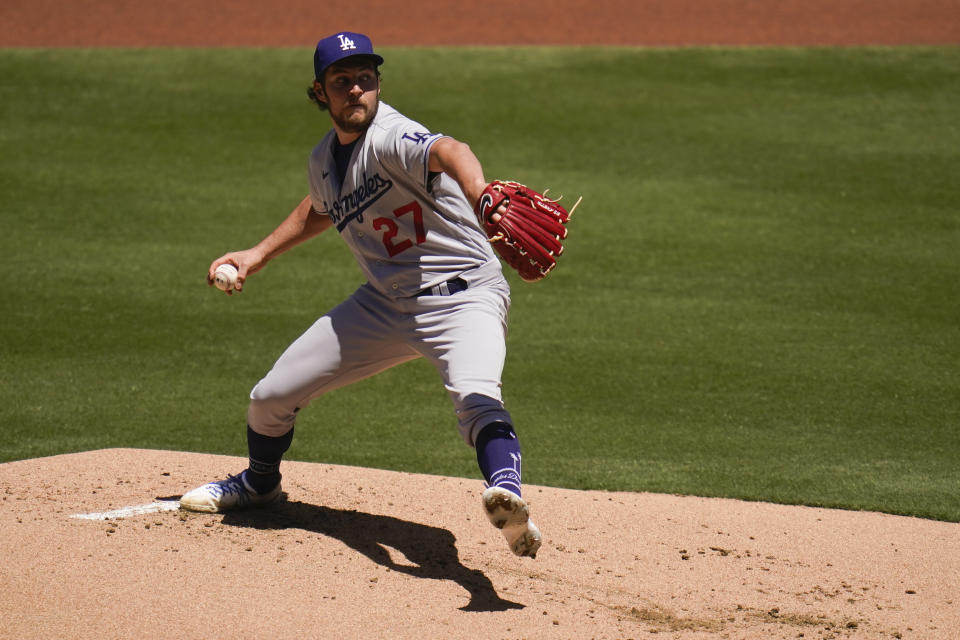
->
xmin=474 ymin=180 xmax=581 ymax=282
xmin=213 ymin=263 xmax=239 ymax=292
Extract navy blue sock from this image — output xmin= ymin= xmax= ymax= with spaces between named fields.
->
xmin=246 ymin=425 xmax=293 ymax=494
xmin=475 ymin=422 xmax=522 ymax=498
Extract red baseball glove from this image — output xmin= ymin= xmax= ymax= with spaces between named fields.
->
xmin=474 ymin=180 xmax=581 ymax=282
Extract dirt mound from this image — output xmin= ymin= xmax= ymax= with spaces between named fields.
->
xmin=1 ymin=449 xmax=956 ymax=639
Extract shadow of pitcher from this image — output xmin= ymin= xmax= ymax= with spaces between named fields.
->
xmin=220 ymin=499 xmax=524 ymax=612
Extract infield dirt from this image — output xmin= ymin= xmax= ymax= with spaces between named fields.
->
xmin=2 ymin=2 xmax=959 ymax=639
xmin=3 ymin=0 xmax=959 ymax=46
xmin=2 ymin=449 xmax=958 ymax=639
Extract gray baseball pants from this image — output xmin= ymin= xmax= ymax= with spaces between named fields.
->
xmin=247 ymin=261 xmax=513 ymax=447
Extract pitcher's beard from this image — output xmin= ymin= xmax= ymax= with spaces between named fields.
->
xmin=332 ymin=101 xmax=378 ymax=135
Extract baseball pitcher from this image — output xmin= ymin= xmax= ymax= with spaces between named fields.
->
xmin=180 ymin=31 xmax=576 ymax=559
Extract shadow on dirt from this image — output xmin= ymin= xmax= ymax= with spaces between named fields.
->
xmin=220 ymin=498 xmax=525 ymax=612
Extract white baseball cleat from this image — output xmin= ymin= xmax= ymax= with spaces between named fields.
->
xmin=482 ymin=486 xmax=542 ymax=558
xmin=179 ymin=471 xmax=282 ymax=513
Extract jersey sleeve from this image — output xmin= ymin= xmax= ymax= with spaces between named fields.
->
xmin=376 ymin=118 xmax=446 ymax=189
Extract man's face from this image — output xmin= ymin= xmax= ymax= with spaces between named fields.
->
xmin=317 ymin=60 xmax=380 ymax=136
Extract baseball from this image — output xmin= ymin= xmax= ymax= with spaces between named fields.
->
xmin=213 ymin=263 xmax=239 ymax=292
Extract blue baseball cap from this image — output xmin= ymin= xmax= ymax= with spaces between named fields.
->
xmin=313 ymin=32 xmax=384 ymax=80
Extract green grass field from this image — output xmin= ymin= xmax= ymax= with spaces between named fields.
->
xmin=2 ymin=46 xmax=958 ymax=521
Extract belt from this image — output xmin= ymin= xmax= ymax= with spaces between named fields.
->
xmin=415 ymin=277 xmax=468 ymax=297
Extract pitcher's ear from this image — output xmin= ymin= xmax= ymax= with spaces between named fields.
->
xmin=308 ymin=80 xmax=328 ymax=109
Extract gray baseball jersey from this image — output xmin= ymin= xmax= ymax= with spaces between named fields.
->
xmin=248 ymin=102 xmax=513 ymax=446
xmin=307 ymin=102 xmax=497 ymax=298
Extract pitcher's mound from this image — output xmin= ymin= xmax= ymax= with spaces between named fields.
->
xmin=0 ymin=449 xmax=955 ymax=639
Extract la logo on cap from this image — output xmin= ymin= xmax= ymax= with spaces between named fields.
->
xmin=314 ymin=32 xmax=383 ymax=80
